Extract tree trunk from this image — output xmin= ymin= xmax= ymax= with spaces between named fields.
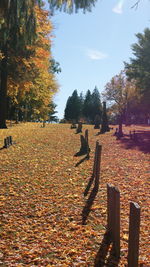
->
xmin=125 ymin=103 xmax=131 ymax=126
xmin=0 ymin=46 xmax=8 ymax=128
xmin=118 ymin=114 xmax=123 ymax=137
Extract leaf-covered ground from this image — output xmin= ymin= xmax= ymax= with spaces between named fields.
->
xmin=0 ymin=123 xmax=149 ymax=266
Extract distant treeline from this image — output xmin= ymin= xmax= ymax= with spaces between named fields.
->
xmin=64 ymin=87 xmax=102 ymax=124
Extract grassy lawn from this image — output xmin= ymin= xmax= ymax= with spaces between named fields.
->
xmin=0 ymin=123 xmax=149 ymax=266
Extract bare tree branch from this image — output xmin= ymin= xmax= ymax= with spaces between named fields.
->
xmin=131 ymin=0 xmax=141 ymax=9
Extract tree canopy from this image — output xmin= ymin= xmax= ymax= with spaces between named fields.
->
xmin=64 ymin=87 xmax=102 ymax=123
xmin=0 ymin=2 xmax=59 ymax=126
xmin=0 ymin=0 xmax=98 ymax=128
xmin=64 ymin=90 xmax=81 ymax=122
xmin=125 ymin=28 xmax=150 ymax=112
xmin=48 ymin=0 xmax=97 ymax=14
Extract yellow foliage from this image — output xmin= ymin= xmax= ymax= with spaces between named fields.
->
xmin=7 ymin=3 xmax=59 ymax=119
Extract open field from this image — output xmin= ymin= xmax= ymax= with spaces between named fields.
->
xmin=0 ymin=123 xmax=149 ymax=266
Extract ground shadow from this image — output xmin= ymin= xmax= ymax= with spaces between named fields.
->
xmin=82 ymin=185 xmax=98 ymax=225
xmin=94 ymin=232 xmax=120 ymax=267
xmin=0 ymin=146 xmax=5 ymax=150
xmin=75 ymin=131 xmax=82 ymax=134
xmin=119 ymin=130 xmax=150 ymax=153
xmin=95 ymin=132 xmax=102 ymax=136
xmin=74 ymin=150 xmax=88 ymax=157
xmin=83 ymin=173 xmax=95 ymax=197
xmin=75 ymin=154 xmax=89 ymax=167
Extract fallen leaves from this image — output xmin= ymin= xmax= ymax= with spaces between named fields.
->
xmin=0 ymin=122 xmax=149 ymax=265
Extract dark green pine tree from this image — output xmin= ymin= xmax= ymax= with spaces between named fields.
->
xmin=83 ymin=90 xmax=93 ymax=122
xmin=48 ymin=102 xmax=58 ymax=122
xmin=78 ymin=92 xmax=84 ymax=117
xmin=100 ymin=101 xmax=110 ymax=133
xmin=125 ymin=27 xmax=150 ymax=113
xmin=91 ymin=86 xmax=102 ymax=123
xmin=64 ymin=90 xmax=81 ymax=122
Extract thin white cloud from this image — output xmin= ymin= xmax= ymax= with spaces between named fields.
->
xmin=112 ymin=0 xmax=124 ymax=14
xmin=87 ymin=49 xmax=108 ymax=60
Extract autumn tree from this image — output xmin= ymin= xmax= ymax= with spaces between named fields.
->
xmin=103 ymin=71 xmax=136 ymax=135
xmin=0 ymin=0 xmax=96 ymax=128
xmin=0 ymin=0 xmax=44 ymax=128
xmin=6 ymin=5 xmax=58 ymax=123
xmin=125 ymin=28 xmax=150 ymax=120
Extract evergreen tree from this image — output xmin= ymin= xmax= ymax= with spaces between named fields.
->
xmin=48 ymin=0 xmax=97 ymax=14
xmin=83 ymin=90 xmax=92 ymax=122
xmin=48 ymin=102 xmax=58 ymax=122
xmin=91 ymin=86 xmax=102 ymax=123
xmin=64 ymin=90 xmax=81 ymax=122
xmin=125 ymin=28 xmax=150 ymax=113
xmin=79 ymin=92 xmax=84 ymax=117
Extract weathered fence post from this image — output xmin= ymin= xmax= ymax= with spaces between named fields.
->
xmin=76 ymin=122 xmax=82 ymax=133
xmin=113 ymin=186 xmax=120 ymax=258
xmin=107 ymin=184 xmax=114 ymax=236
xmin=7 ymin=136 xmax=10 ymax=147
xmin=85 ymin=129 xmax=90 ymax=158
xmin=127 ymin=202 xmax=141 ymax=267
xmin=4 ymin=138 xmax=8 ymax=148
xmin=4 ymin=136 xmax=13 ymax=148
xmin=107 ymin=184 xmax=120 ymax=258
xmin=133 ymin=130 xmax=138 ymax=142
xmin=9 ymin=136 xmax=12 ymax=145
xmin=92 ymin=141 xmax=99 ymax=178
xmin=70 ymin=122 xmax=77 ymax=129
xmin=94 ymin=142 xmax=102 ymax=190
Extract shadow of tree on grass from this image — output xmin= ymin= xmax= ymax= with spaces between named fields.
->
xmin=94 ymin=232 xmax=120 ymax=266
xmin=119 ymin=130 xmax=150 ymax=154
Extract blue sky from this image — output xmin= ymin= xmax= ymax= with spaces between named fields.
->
xmin=49 ymin=0 xmax=150 ymax=119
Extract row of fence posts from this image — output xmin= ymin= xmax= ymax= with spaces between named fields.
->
xmin=114 ymin=128 xmax=138 ymax=142
xmin=87 ymin=139 xmax=141 ymax=266
xmin=4 ymin=136 xmax=13 ymax=148
xmin=129 ymin=130 xmax=138 ymax=142
xmin=107 ymin=184 xmax=140 ymax=266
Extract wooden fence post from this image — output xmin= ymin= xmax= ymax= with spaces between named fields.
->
xmin=4 ymin=138 xmax=8 ymax=148
xmin=107 ymin=184 xmax=120 ymax=258
xmin=107 ymin=184 xmax=114 ymax=235
xmin=127 ymin=202 xmax=141 ymax=267
xmin=9 ymin=136 xmax=12 ymax=145
xmin=7 ymin=136 xmax=10 ymax=147
xmin=76 ymin=122 xmax=82 ymax=133
xmin=85 ymin=129 xmax=90 ymax=158
xmin=113 ymin=186 xmax=120 ymax=258
xmin=92 ymin=141 xmax=99 ymax=178
xmin=94 ymin=143 xmax=102 ymax=190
